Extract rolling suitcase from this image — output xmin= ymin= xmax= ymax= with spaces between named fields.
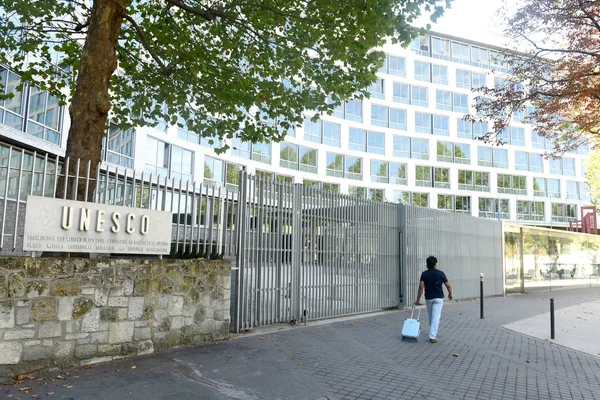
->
xmin=401 ymin=305 xmax=421 ymax=341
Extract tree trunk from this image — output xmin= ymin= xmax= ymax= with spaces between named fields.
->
xmin=56 ymin=0 xmax=130 ymax=201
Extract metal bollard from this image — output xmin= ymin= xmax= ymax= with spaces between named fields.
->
xmin=550 ymin=298 xmax=555 ymax=339
xmin=480 ymin=273 xmax=484 ymax=319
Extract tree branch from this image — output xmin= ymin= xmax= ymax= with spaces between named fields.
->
xmin=163 ymin=0 xmax=221 ymax=21
xmin=122 ymin=15 xmax=170 ymax=75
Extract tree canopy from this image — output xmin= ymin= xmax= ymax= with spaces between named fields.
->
xmin=585 ymin=149 xmax=600 ymax=207
xmin=0 ymin=0 xmax=450 ymax=175
xmin=467 ymin=0 xmax=600 ymax=154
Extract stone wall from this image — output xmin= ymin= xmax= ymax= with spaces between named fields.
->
xmin=0 ymin=257 xmax=230 ymax=377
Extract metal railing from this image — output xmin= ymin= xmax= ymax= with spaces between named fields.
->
xmin=0 ymin=143 xmax=237 ymax=257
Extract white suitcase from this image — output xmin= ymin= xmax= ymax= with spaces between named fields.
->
xmin=401 ymin=305 xmax=421 ymax=341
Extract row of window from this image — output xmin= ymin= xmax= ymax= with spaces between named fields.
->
xmin=0 ymin=67 xmax=63 ymax=145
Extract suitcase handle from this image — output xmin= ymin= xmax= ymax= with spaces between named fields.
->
xmin=410 ymin=304 xmax=421 ymax=320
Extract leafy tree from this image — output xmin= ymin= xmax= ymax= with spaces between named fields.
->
xmin=467 ymin=0 xmax=599 ymax=153
xmin=0 ymin=0 xmax=450 ymax=199
xmin=585 ymin=149 xmax=600 ymax=206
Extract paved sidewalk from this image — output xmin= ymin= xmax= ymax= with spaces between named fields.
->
xmin=2 ymin=288 xmax=600 ymax=399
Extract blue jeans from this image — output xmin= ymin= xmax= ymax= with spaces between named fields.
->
xmin=426 ymin=298 xmax=444 ymax=340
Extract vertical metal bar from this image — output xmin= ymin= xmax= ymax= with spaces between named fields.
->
xmin=550 ymin=298 xmax=555 ymax=339
xmin=121 ymin=168 xmax=127 ymax=206
xmin=275 ymin=182 xmax=283 ymax=323
xmin=234 ymin=169 xmax=247 ymax=332
xmin=480 ymin=273 xmax=485 ymax=319
xmin=131 ymin=170 xmax=137 ymax=208
xmin=53 ymin=155 xmax=60 ymax=198
xmin=0 ymin=147 xmax=13 ymax=249
xmin=13 ymin=149 xmax=25 ymax=250
xmin=207 ymin=185 xmax=216 ymax=259
xmin=291 ymin=182 xmax=302 ymax=321
xmin=256 ymin=177 xmax=264 ymax=326
xmin=41 ymin=153 xmax=48 ymax=197
xmin=221 ymin=189 xmax=228 ymax=256
xmin=183 ymin=181 xmax=190 ymax=254
xmin=190 ymin=181 xmax=197 ymax=256
xmin=147 ymin=173 xmax=153 ymax=210
xmin=174 ymin=178 xmax=182 ymax=254
xmin=84 ymin=160 xmax=91 ymax=202
xmin=72 ymin=158 xmax=80 ymax=201
xmin=29 ymin=151 xmax=37 ymax=198
xmin=202 ymin=187 xmax=209 ymax=256
xmin=62 ymin=157 xmax=70 ymax=199
xmin=112 ymin=166 xmax=119 ymax=205
xmin=195 ymin=182 xmax=203 ymax=255
xmin=103 ymin=166 xmax=110 ymax=204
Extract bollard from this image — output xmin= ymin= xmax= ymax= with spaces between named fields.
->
xmin=480 ymin=273 xmax=484 ymax=319
xmin=550 ymin=298 xmax=555 ymax=339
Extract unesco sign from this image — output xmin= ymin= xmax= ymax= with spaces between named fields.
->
xmin=23 ymin=196 xmax=173 ymax=255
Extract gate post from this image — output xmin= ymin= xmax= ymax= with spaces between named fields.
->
xmin=233 ymin=168 xmax=248 ymax=333
xmin=290 ymin=183 xmax=303 ymax=322
xmin=398 ymin=204 xmax=407 ymax=308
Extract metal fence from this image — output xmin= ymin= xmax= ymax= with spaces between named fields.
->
xmin=0 ymin=144 xmax=237 ymax=258
xmin=399 ymin=205 xmax=504 ymax=305
xmin=232 ymin=171 xmax=400 ymax=332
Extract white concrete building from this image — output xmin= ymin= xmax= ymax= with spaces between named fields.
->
xmin=0 ymin=31 xmax=592 ymax=227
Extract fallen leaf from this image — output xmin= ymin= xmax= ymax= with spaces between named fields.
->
xmin=131 ymin=366 xmax=137 ymax=370
xmin=7 ymin=395 xmax=13 ymax=398
xmin=353 ymin=320 xmax=358 ymax=323
xmin=85 ymin=365 xmax=93 ymax=369
xmin=525 ymin=360 xmax=530 ymax=364
xmin=452 ymin=353 xmax=459 ymax=357
xmin=61 ymin=385 xmax=73 ymax=389
xmin=55 ymin=376 xmax=64 ymax=380
xmin=226 ymin=355 xmax=232 ymax=359
xmin=279 ymin=327 xmax=285 ymax=331
xmin=47 ymin=393 xmax=54 ymax=396
xmin=299 ymin=363 xmax=304 ymax=366
xmin=260 ymin=338 xmax=264 ymax=341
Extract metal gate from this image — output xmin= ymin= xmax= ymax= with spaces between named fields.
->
xmin=232 ymin=172 xmax=400 ymax=332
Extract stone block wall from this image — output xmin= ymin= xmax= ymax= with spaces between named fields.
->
xmin=0 ymin=257 xmax=231 ymax=376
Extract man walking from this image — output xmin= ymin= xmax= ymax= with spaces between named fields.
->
xmin=415 ymin=256 xmax=453 ymax=343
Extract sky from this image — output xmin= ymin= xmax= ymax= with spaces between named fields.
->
xmin=416 ymin=0 xmax=517 ymax=47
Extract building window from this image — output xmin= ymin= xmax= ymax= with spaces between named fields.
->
xmin=103 ymin=123 xmax=134 ymax=168
xmin=566 ymin=181 xmax=579 ymax=200
xmin=517 ymin=200 xmax=545 ymax=221
xmin=490 ymin=50 xmax=508 ymax=73
xmin=437 ymin=141 xmax=470 ymax=164
xmin=453 ymin=93 xmax=469 ymax=113
xmin=433 ymin=115 xmax=449 ymax=136
xmin=534 ymin=178 xmax=560 ymax=198
xmin=438 ymin=195 xmax=471 ymax=214
xmin=412 ymin=137 xmax=429 ymax=160
xmin=477 ymin=147 xmax=507 ymax=168
xmin=0 ymin=67 xmax=25 ymax=132
xmin=231 ymin=136 xmax=272 ymax=163
xmin=304 ymin=179 xmax=340 ymax=193
xmin=349 ymin=128 xmax=384 ymax=154
xmin=348 ymin=186 xmax=366 ymax=198
xmin=473 ymin=121 xmax=487 ymax=138
xmin=434 ymin=167 xmax=450 ymax=188
xmin=431 ymin=37 xmax=451 ymax=60
xmin=415 ymin=112 xmax=432 ymax=134
xmin=471 ymin=72 xmax=486 ymax=88
xmin=551 ymin=203 xmax=577 ymax=222
xmin=371 ymin=104 xmax=406 ymax=130
xmin=414 ymin=61 xmax=431 ymax=82
xmin=497 ymin=174 xmax=527 ymax=195
xmin=471 ymin=46 xmax=489 ymax=68
xmin=531 ymin=130 xmax=546 ymax=149
xmin=432 ymin=64 xmax=448 ymax=85
xmin=415 ymin=166 xmax=432 ymax=187
xmin=458 ymin=170 xmax=490 ymax=192
xmin=145 ymin=137 xmax=193 ymax=182
xmin=393 ymin=83 xmax=427 ymax=106
xmin=370 ymin=160 xmax=406 ymax=185
xmin=392 ymin=82 xmax=409 ymax=104
xmin=326 ymin=153 xmax=362 ymax=180
xmin=411 ymin=35 xmax=430 ymax=56
xmin=368 ymin=79 xmax=385 ymax=100
xmin=457 ymin=119 xmax=472 ymax=139
xmin=435 ymin=90 xmax=452 ymax=111
xmin=379 ymin=54 xmax=406 ymax=77
xmin=334 ymin=100 xmax=362 ymax=123
xmin=392 ymin=136 xmax=410 ymax=158
xmin=515 ymin=151 xmax=544 ymax=173
xmin=452 ymin=41 xmax=470 ymax=65
xmin=371 ymin=160 xmax=388 ymax=183
xmin=456 ymin=69 xmax=471 ymax=89
xmin=26 ymin=86 xmax=62 ymax=145
xmin=494 ymin=76 xmax=505 ymax=89
xmin=177 ymin=117 xmax=220 ymax=148
xmin=479 ymin=198 xmax=509 ymax=219
xmin=280 ymin=142 xmax=317 ymax=173
xmin=304 ymin=119 xmax=341 ymax=147
xmin=204 ymin=156 xmax=241 ymax=190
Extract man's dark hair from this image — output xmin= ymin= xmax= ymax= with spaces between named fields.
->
xmin=426 ymin=256 xmax=437 ymax=269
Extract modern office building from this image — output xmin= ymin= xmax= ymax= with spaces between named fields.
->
xmin=0 ymin=31 xmax=593 ymax=227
